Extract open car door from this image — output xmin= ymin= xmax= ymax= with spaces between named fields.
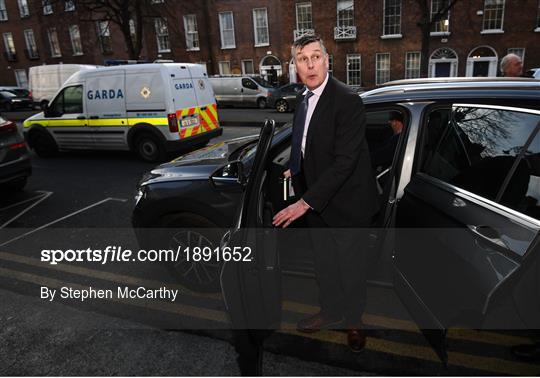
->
xmin=220 ymin=119 xmax=281 ymax=332
xmin=392 ymin=104 xmax=540 ymax=365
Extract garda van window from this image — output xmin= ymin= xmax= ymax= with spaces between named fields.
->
xmin=51 ymin=85 xmax=83 ymax=115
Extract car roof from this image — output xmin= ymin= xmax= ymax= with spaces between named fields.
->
xmin=361 ymin=77 xmax=540 ymax=104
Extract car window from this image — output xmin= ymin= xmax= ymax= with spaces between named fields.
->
xmin=50 ymin=85 xmax=83 ymax=115
xmin=242 ymin=78 xmax=258 ymax=90
xmin=420 ymin=105 xmax=540 ymax=218
xmin=0 ymin=91 xmax=16 ymax=98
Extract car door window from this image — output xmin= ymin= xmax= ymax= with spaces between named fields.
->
xmin=420 ymin=105 xmax=540 ymax=214
xmin=241 ymin=78 xmax=258 ymax=90
xmin=50 ymin=85 xmax=83 ymax=115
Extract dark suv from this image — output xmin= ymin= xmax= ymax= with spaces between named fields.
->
xmin=0 ymin=115 xmax=31 ymax=190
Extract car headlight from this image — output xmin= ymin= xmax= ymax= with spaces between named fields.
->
xmin=134 ymin=187 xmax=146 ymax=206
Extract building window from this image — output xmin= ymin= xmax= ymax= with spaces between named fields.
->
xmin=183 ymin=14 xmax=199 ymax=51
xmin=376 ymin=53 xmax=391 ymax=85
xmin=14 ymin=69 xmax=28 ymax=88
xmin=219 ymin=12 xmax=236 ymax=49
xmin=47 ymin=28 xmax=61 ymax=57
xmin=24 ymin=29 xmax=38 ymax=59
xmin=65 ymin=0 xmax=75 ymax=11
xmin=405 ymin=52 xmax=421 ymax=79
xmin=482 ymin=0 xmax=505 ymax=32
xmin=253 ymin=8 xmax=269 ymax=46
xmin=0 ymin=0 xmax=7 ymax=21
xmin=129 ymin=19 xmax=137 ymax=43
xmin=383 ymin=0 xmax=402 ymax=36
xmin=219 ymin=61 xmax=231 ymax=75
xmin=96 ymin=21 xmax=112 ymax=54
xmin=296 ymin=2 xmax=313 ymax=30
xmin=18 ymin=0 xmax=29 ymax=18
xmin=242 ymin=60 xmax=254 ymax=74
xmin=69 ymin=25 xmax=83 ymax=55
xmin=507 ymin=48 xmax=525 ymax=63
xmin=346 ymin=54 xmax=361 ymax=86
xmin=536 ymin=0 xmax=540 ymax=30
xmin=430 ymin=0 xmax=450 ymax=34
xmin=151 ymin=0 xmax=164 ymax=3
xmin=337 ymin=0 xmax=354 ymax=27
xmin=328 ymin=54 xmax=333 ymax=73
xmin=154 ymin=18 xmax=170 ymax=52
xmin=3 ymin=32 xmax=16 ymax=60
xmin=42 ymin=0 xmax=53 ymax=15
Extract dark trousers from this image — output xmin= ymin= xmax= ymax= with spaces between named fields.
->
xmin=293 ymin=170 xmax=369 ymax=326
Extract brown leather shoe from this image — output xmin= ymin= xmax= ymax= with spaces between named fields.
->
xmin=297 ymin=312 xmax=343 ymax=333
xmin=347 ymin=327 xmax=366 ymax=353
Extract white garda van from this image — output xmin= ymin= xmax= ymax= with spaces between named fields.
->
xmin=29 ymin=64 xmax=100 ymax=109
xmin=23 ymin=63 xmax=222 ymax=162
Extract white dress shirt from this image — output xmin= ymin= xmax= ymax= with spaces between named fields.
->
xmin=301 ymin=73 xmax=329 ymax=156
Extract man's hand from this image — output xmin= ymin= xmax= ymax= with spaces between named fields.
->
xmin=283 ymin=169 xmax=291 ymax=179
xmin=272 ymin=199 xmax=310 ymax=228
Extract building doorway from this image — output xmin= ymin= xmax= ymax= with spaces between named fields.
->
xmin=260 ymin=55 xmax=282 ymax=86
xmin=466 ymin=46 xmax=498 ymax=77
xmin=429 ymin=48 xmax=458 ymax=78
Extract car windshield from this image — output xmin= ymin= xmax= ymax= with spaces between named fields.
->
xmin=251 ymin=76 xmax=274 ymax=88
xmin=0 ymin=91 xmax=16 ymax=98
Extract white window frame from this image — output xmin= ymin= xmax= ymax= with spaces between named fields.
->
xmin=183 ymin=14 xmax=200 ymax=51
xmin=219 ymin=12 xmax=236 ymax=49
xmin=376 ymin=53 xmax=391 ymax=85
xmin=346 ymin=54 xmax=361 ymax=86
xmin=3 ymin=32 xmax=16 ymax=57
xmin=296 ymin=2 xmax=313 ymax=30
xmin=96 ymin=20 xmax=112 ymax=54
xmin=241 ymin=59 xmax=254 ymax=75
xmin=154 ymin=18 xmax=170 ymax=53
xmin=481 ymin=0 xmax=505 ymax=34
xmin=430 ymin=0 xmax=451 ymax=36
xmin=47 ymin=28 xmax=61 ymax=57
xmin=18 ymin=0 xmax=29 ymax=18
xmin=535 ymin=0 xmax=540 ymax=32
xmin=24 ymin=29 xmax=38 ymax=59
xmin=42 ymin=0 xmax=53 ymax=15
xmin=14 ymin=69 xmax=28 ymax=88
xmin=69 ymin=24 xmax=83 ymax=56
xmin=337 ymin=0 xmax=354 ymax=28
xmin=0 ymin=0 xmax=8 ymax=21
xmin=219 ymin=61 xmax=231 ymax=75
xmin=253 ymin=8 xmax=269 ymax=47
xmin=405 ymin=51 xmax=421 ymax=79
xmin=65 ymin=0 xmax=75 ymax=11
xmin=382 ymin=0 xmax=402 ymax=38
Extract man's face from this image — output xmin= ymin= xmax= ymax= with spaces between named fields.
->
xmin=506 ymin=57 xmax=523 ymax=77
xmin=294 ymin=41 xmax=329 ymax=90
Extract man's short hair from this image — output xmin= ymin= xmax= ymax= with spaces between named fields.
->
xmin=291 ymin=35 xmax=327 ymax=62
xmin=388 ymin=111 xmax=403 ymax=123
xmin=500 ymin=53 xmax=521 ymax=74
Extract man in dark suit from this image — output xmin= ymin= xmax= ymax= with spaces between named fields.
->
xmin=273 ymin=35 xmax=379 ymax=352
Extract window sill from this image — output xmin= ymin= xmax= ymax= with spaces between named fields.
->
xmin=221 ymin=46 xmax=236 ymax=50
xmin=157 ymin=49 xmax=171 ymax=53
xmin=186 ymin=47 xmax=200 ymax=52
xmin=380 ymin=34 xmax=402 ymax=40
xmin=51 ymin=55 xmax=62 ymax=58
xmin=430 ymin=31 xmax=451 ymax=37
xmin=73 ymin=53 xmax=84 ymax=56
xmin=254 ymin=43 xmax=270 ymax=47
xmin=480 ymin=29 xmax=504 ymax=34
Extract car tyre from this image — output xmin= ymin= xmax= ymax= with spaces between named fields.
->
xmin=161 ymin=215 xmax=223 ymax=293
xmin=2 ymin=177 xmax=27 ymax=192
xmin=275 ymin=99 xmax=289 ymax=113
xmin=257 ymin=98 xmax=267 ymax=109
xmin=135 ymin=133 xmax=166 ymax=163
xmin=28 ymin=129 xmax=58 ymax=158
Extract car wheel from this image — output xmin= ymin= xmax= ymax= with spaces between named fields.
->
xmin=275 ymin=99 xmax=288 ymax=113
xmin=2 ymin=177 xmax=27 ymax=192
xmin=40 ymin=100 xmax=49 ymax=110
xmin=28 ymin=129 xmax=58 ymax=158
xmin=162 ymin=216 xmax=223 ymax=293
xmin=257 ymin=98 xmax=267 ymax=109
xmin=135 ymin=133 xmax=166 ymax=163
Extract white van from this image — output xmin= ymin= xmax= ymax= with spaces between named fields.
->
xmin=29 ymin=64 xmax=100 ymax=109
xmin=23 ymin=63 xmax=222 ymax=162
xmin=209 ymin=76 xmax=276 ymax=108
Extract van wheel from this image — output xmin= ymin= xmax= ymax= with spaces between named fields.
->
xmin=28 ymin=129 xmax=58 ymax=158
xmin=135 ymin=133 xmax=166 ymax=163
xmin=275 ymin=99 xmax=288 ymax=113
xmin=257 ymin=98 xmax=267 ymax=109
xmin=40 ymin=100 xmax=49 ymax=110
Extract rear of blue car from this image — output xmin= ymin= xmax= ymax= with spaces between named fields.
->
xmin=0 ymin=116 xmax=31 ymax=190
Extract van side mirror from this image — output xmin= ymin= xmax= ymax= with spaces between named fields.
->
xmin=44 ymin=105 xmax=60 ymax=118
xmin=210 ymin=160 xmax=246 ymax=189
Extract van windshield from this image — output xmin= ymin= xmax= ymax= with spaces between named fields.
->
xmin=251 ymin=76 xmax=274 ymax=88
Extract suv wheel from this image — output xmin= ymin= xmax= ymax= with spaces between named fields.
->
xmin=28 ymin=129 xmax=58 ymax=158
xmin=275 ymin=99 xmax=288 ymax=113
xmin=162 ymin=217 xmax=223 ymax=293
xmin=257 ymin=98 xmax=267 ymax=109
xmin=135 ymin=133 xmax=166 ymax=162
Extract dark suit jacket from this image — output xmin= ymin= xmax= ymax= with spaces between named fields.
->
xmin=292 ymin=77 xmax=379 ymax=227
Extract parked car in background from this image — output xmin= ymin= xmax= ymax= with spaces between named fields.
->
xmin=0 ymin=90 xmax=33 ymax=111
xmin=0 ymin=115 xmax=31 ymax=191
xmin=272 ymin=83 xmax=305 ymax=113
xmin=526 ymin=68 xmax=540 ymax=79
xmin=209 ymin=76 xmax=277 ymax=109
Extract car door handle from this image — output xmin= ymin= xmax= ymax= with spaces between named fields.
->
xmin=467 ymin=225 xmax=509 ymax=250
xmin=89 ymin=116 xmax=99 ymax=119
xmin=77 ymin=116 xmax=86 ymax=120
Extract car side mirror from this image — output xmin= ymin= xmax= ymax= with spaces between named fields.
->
xmin=210 ymin=160 xmax=246 ymax=189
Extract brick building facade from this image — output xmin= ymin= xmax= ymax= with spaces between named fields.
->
xmin=0 ymin=0 xmax=539 ymax=89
